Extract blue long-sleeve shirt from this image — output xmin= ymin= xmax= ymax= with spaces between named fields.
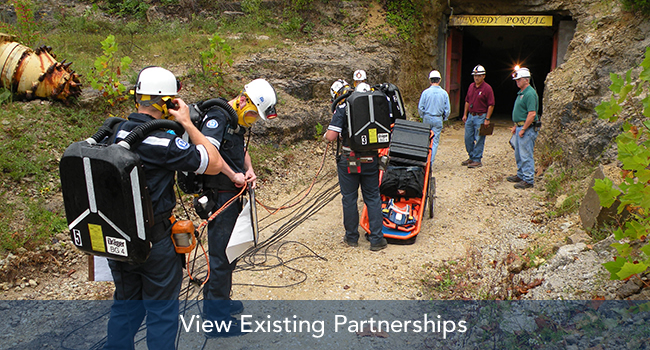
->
xmin=418 ymin=85 xmax=450 ymax=120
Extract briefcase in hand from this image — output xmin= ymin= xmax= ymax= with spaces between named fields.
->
xmin=479 ymin=122 xmax=494 ymax=136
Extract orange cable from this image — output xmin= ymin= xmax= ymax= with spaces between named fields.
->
xmin=255 ymin=141 xmax=331 ymax=215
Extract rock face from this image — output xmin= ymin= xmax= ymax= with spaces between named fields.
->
xmin=4 ymin=0 xmax=645 ymax=161
xmin=245 ymin=0 xmax=650 ymax=167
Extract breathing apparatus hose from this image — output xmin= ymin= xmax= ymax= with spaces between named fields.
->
xmin=194 ymin=97 xmax=238 ymax=128
xmin=330 ymin=91 xmax=353 ymax=112
xmin=120 ymin=119 xmax=184 ymax=148
xmin=87 ymin=117 xmax=125 ymax=144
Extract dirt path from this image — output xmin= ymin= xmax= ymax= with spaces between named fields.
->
xmin=2 ymin=119 xmax=554 ymax=301
xmin=227 ymin=119 xmax=549 ymax=301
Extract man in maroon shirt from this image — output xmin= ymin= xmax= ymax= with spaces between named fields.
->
xmin=462 ymin=65 xmax=495 ymax=168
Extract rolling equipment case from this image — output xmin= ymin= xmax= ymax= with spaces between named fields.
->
xmin=388 ymin=119 xmax=431 ymax=164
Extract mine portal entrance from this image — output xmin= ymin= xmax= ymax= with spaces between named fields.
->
xmin=445 ymin=15 xmax=575 ymax=121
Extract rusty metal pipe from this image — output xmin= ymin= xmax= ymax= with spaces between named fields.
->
xmin=0 ymin=33 xmax=81 ymax=101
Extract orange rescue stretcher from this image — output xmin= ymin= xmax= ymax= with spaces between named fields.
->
xmin=360 ymin=119 xmax=436 ymax=243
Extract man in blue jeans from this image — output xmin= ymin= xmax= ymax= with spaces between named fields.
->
xmin=462 ymin=65 xmax=495 ymax=169
xmin=418 ymin=70 xmax=450 ymax=166
xmin=103 ymin=67 xmax=223 ymax=350
xmin=325 ymin=80 xmax=387 ymax=251
xmin=507 ymin=67 xmax=539 ymax=189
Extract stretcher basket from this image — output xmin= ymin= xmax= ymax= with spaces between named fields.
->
xmin=360 ymin=120 xmax=435 ymax=244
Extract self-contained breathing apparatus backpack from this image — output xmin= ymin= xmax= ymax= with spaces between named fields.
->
xmin=59 ymin=118 xmax=184 ymax=264
xmin=375 ymin=83 xmax=407 ymax=122
xmin=175 ymin=98 xmax=239 ymax=195
xmin=331 ymin=88 xmax=392 ymax=152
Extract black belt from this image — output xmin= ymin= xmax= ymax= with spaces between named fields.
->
xmin=515 ymin=121 xmax=526 ymax=126
xmin=341 ymin=149 xmax=377 ymax=157
xmin=151 ymin=212 xmax=173 ymax=243
xmin=203 ymin=173 xmax=238 ymax=192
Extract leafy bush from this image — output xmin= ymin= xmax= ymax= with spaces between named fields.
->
xmin=0 ymin=0 xmax=42 ymax=47
xmin=200 ymin=33 xmax=233 ymax=86
xmin=88 ymin=35 xmax=133 ymax=106
xmin=594 ymin=47 xmax=650 ymax=280
xmin=102 ymin=0 xmax=150 ymax=19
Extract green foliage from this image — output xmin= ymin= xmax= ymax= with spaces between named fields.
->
xmin=200 ymin=34 xmax=233 ymax=86
xmin=621 ymin=0 xmax=650 ymax=15
xmin=281 ymin=10 xmax=307 ymax=36
xmin=0 ymin=0 xmax=42 ymax=47
xmin=88 ymin=35 xmax=133 ymax=107
xmin=594 ymin=47 xmax=650 ymax=280
xmin=384 ymin=0 xmax=425 ymax=43
xmin=101 ymin=0 xmax=150 ymax=19
xmin=314 ymin=122 xmax=324 ymax=140
xmin=1 ymin=197 xmax=67 ymax=252
xmin=0 ymin=88 xmax=12 ymax=105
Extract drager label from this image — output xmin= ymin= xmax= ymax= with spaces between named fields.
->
xmin=378 ymin=133 xmax=390 ymax=143
xmin=106 ymin=236 xmax=128 ymax=257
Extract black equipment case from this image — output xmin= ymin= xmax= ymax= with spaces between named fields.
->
xmin=345 ymin=90 xmax=392 ymax=151
xmin=388 ymin=119 xmax=431 ymax=164
xmin=59 ymin=118 xmax=183 ymax=264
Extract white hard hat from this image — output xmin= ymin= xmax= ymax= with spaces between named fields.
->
xmin=244 ymin=78 xmax=277 ymax=120
xmin=136 ymin=67 xmax=179 ymax=95
xmin=429 ymin=70 xmax=441 ymax=79
xmin=472 ymin=65 xmax=486 ymax=75
xmin=353 ymin=70 xmax=367 ymax=81
xmin=355 ymin=82 xmax=371 ymax=92
xmin=512 ymin=67 xmax=531 ymax=80
xmin=330 ymin=79 xmax=348 ymax=99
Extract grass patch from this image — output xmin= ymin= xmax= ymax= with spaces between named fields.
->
xmin=542 ymin=163 xmax=594 ymax=218
xmin=1 ymin=195 xmax=67 ymax=252
xmin=0 ymin=1 xmax=409 ymax=256
xmin=421 ymin=248 xmax=483 ymax=299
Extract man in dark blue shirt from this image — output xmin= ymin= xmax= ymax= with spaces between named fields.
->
xmin=103 ymin=66 xmax=223 ymax=350
xmin=325 ymin=80 xmax=388 ymax=251
xmin=198 ymin=79 xmax=278 ymax=338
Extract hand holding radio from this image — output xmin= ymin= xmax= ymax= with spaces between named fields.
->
xmin=168 ymin=98 xmax=190 ymax=125
xmin=165 ymin=98 xmax=180 ymax=111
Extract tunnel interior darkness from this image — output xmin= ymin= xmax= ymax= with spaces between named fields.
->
xmin=458 ymin=25 xmax=555 ymax=120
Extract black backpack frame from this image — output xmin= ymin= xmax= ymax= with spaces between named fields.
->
xmin=60 ymin=118 xmax=184 ymax=264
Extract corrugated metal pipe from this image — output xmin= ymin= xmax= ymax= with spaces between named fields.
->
xmin=0 ymin=33 xmax=81 ymax=101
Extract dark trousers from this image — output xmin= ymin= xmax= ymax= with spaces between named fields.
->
xmin=336 ymin=156 xmax=384 ymax=244
xmin=202 ymin=191 xmax=241 ymax=321
xmin=104 ymin=236 xmax=183 ymax=350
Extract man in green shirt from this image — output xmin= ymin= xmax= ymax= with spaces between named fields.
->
xmin=507 ymin=67 xmax=539 ymax=189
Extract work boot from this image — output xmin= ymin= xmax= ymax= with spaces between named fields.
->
xmin=203 ymin=317 xmax=250 ymax=338
xmin=370 ymin=238 xmax=388 ymax=251
xmin=229 ymin=300 xmax=244 ymax=315
xmin=467 ymin=161 xmax=482 ymax=168
xmin=202 ymin=300 xmax=244 ymax=320
xmin=343 ymin=237 xmax=358 ymax=247
xmin=461 ymin=159 xmax=471 ymax=166
xmin=506 ymin=175 xmax=522 ymax=183
xmin=514 ymin=181 xmax=534 ymax=189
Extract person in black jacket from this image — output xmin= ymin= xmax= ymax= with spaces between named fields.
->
xmin=103 ymin=66 xmax=223 ymax=350
xmin=324 ymin=80 xmax=388 ymax=252
xmin=198 ymin=79 xmax=278 ymax=338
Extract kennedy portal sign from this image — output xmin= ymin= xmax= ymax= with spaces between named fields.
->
xmin=449 ymin=15 xmax=553 ymax=27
